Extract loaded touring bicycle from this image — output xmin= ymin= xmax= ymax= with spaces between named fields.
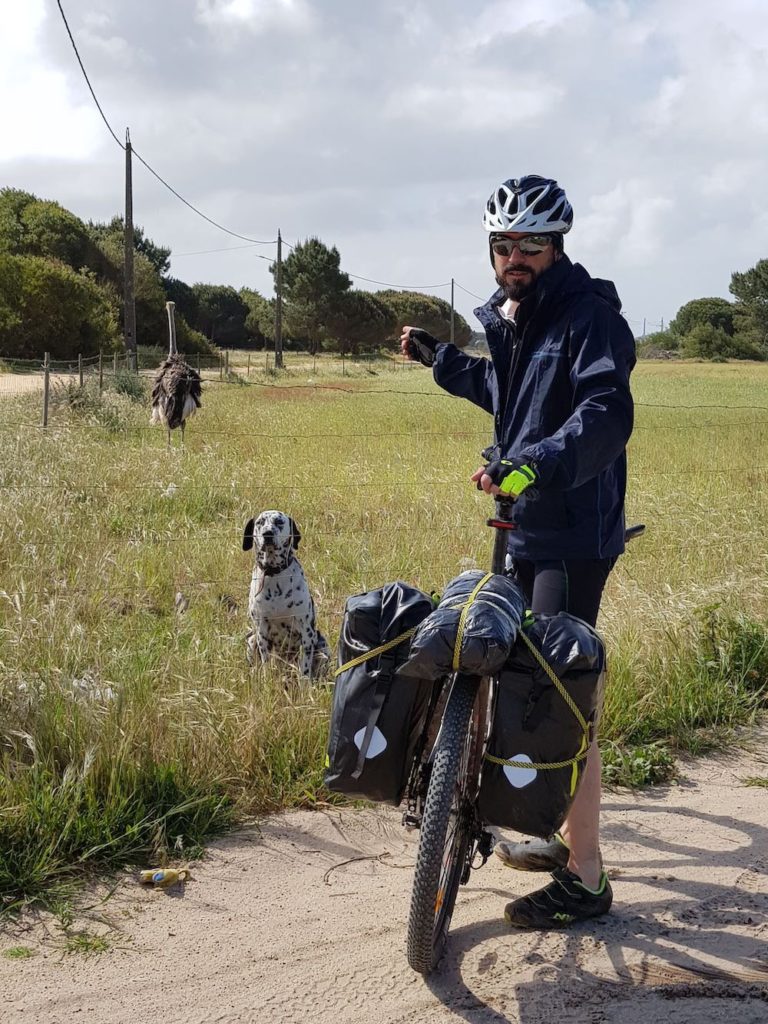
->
xmin=325 ymin=484 xmax=643 ymax=975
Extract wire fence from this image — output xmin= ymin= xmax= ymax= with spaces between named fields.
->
xmin=0 ymin=346 xmax=426 ymax=408
xmin=2 ymin=369 xmax=768 ymax=425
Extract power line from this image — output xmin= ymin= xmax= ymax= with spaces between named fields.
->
xmin=454 ymin=281 xmax=487 ymax=303
xmin=55 ymin=0 xmax=124 ymax=150
xmin=172 ymin=243 xmax=275 ymax=257
xmin=347 ymin=273 xmax=451 ymax=290
xmin=56 ymin=0 xmax=276 ymax=247
xmin=129 ymin=147 xmax=275 ymax=245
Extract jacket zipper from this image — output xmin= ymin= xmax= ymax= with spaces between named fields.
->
xmin=497 ymin=318 xmax=527 ymax=444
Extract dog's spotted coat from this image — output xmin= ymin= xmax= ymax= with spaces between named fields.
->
xmin=243 ymin=510 xmax=329 ymax=678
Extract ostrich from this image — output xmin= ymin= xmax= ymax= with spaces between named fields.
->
xmin=150 ymin=301 xmax=202 ymax=446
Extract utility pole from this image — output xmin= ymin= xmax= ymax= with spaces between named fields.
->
xmin=124 ymin=128 xmax=137 ymax=372
xmin=643 ymin=317 xmax=646 ymax=338
xmin=450 ymin=277 xmax=455 ymax=344
xmin=274 ymin=229 xmax=284 ymax=369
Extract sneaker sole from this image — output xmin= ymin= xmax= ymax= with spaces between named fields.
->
xmin=503 ymin=905 xmax=612 ymax=929
xmin=494 ymin=843 xmax=570 ymax=873
xmin=495 ymin=851 xmax=569 ymax=872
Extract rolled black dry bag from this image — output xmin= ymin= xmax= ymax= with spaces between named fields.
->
xmin=325 ymin=581 xmax=436 ymax=805
xmin=477 ymin=612 xmax=605 ymax=839
xmin=399 ymin=571 xmax=526 ymax=681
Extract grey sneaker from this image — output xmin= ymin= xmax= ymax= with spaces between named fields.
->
xmin=504 ymin=868 xmax=613 ymax=928
xmin=494 ymin=832 xmax=570 ymax=872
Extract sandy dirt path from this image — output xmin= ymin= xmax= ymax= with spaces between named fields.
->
xmin=2 ymin=744 xmax=767 ymax=1024
xmin=0 ymin=373 xmax=50 ymax=396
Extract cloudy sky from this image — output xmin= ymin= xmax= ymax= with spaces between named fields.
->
xmin=2 ymin=0 xmax=767 ymax=334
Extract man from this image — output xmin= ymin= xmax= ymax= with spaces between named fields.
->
xmin=399 ymin=175 xmax=635 ymax=928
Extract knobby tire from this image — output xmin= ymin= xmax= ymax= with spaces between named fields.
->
xmin=406 ymin=673 xmax=478 ymax=974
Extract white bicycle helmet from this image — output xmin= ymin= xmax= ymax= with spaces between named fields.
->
xmin=483 ymin=175 xmax=573 ymax=234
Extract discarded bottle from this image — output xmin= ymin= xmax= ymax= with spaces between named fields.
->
xmin=139 ymin=867 xmax=191 ymax=888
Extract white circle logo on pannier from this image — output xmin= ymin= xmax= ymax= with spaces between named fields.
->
xmin=353 ymin=726 xmax=387 ymax=759
xmin=502 ymin=754 xmax=537 ymax=789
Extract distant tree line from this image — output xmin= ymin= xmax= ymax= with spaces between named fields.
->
xmin=0 ymin=188 xmax=471 ymax=361
xmin=636 ymin=265 xmax=768 ymax=361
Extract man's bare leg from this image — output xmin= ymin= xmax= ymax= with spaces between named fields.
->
xmin=560 ymin=740 xmax=602 ymax=889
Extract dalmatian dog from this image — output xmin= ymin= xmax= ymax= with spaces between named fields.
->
xmin=242 ymin=510 xmax=330 ymax=678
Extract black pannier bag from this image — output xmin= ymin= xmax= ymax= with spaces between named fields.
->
xmin=477 ymin=612 xmax=605 ymax=839
xmin=325 ymin=581 xmax=436 ymax=805
xmin=398 ymin=571 xmax=526 ymax=682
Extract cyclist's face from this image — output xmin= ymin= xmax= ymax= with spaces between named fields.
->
xmin=492 ymin=232 xmax=559 ymax=302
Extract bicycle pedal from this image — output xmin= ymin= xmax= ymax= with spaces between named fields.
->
xmin=471 ymin=831 xmax=495 ymax=869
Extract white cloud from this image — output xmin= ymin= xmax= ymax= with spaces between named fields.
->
xmin=384 ymin=78 xmax=564 ymax=130
xmin=467 ymin=0 xmax=591 ymax=47
xmin=578 ymin=180 xmax=675 ymax=267
xmin=195 ymin=0 xmax=315 ymax=34
xmin=0 ymin=1 xmax=102 ymax=160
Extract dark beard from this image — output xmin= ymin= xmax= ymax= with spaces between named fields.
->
xmin=495 ymin=269 xmax=537 ymax=302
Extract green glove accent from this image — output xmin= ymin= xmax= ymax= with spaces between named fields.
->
xmin=496 ymin=460 xmax=537 ymax=498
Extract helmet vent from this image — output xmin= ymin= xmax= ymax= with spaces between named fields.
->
xmin=548 ymin=200 xmax=565 ymax=222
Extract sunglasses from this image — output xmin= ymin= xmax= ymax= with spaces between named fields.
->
xmin=490 ymin=234 xmax=552 ymax=257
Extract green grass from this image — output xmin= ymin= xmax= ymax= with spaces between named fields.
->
xmin=2 ymin=946 xmax=36 ymax=959
xmin=1 ymin=359 xmax=767 ymax=906
xmin=62 ymin=930 xmax=111 ymax=956
xmin=743 ymin=776 xmax=768 ymax=788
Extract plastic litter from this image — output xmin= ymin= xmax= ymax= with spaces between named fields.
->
xmin=139 ymin=867 xmax=192 ymax=888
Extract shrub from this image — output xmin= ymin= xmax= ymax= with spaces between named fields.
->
xmin=602 ymin=741 xmax=677 ymax=788
xmin=110 ymin=369 xmax=147 ymax=403
xmin=0 ymin=254 xmax=118 ymax=359
xmin=635 ymin=330 xmax=679 ymax=359
xmin=681 ymin=323 xmax=766 ymax=360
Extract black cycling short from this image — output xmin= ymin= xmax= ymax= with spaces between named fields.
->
xmin=506 ymin=557 xmax=615 ymax=628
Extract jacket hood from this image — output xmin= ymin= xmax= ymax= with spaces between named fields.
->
xmin=475 ymin=255 xmax=623 ymax=325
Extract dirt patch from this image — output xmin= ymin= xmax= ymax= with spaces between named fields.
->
xmin=1 ymin=746 xmax=767 ymax=1023
xmin=0 ymin=374 xmax=46 ymax=397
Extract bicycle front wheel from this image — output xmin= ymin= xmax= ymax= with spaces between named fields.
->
xmin=406 ymin=673 xmax=478 ymax=974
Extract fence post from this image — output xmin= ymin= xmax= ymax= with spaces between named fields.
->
xmin=342 ymin=350 xmax=346 ymax=376
xmin=313 ymin=353 xmax=316 ymax=375
xmin=219 ymin=353 xmax=223 ymax=380
xmin=78 ymin=353 xmax=83 ymax=388
xmin=113 ymin=352 xmax=118 ymax=376
xmin=197 ymin=353 xmax=201 ymax=373
xmin=42 ymin=352 xmax=50 ymax=428
xmin=247 ymin=353 xmax=251 ymax=377
xmin=98 ymin=350 xmax=103 ymax=391
xmin=225 ymin=349 xmax=229 ymax=376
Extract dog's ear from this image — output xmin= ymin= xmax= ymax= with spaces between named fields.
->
xmin=242 ymin=518 xmax=255 ymax=551
xmin=289 ymin=517 xmax=301 ymax=550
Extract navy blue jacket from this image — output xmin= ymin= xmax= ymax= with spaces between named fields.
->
xmin=433 ymin=255 xmax=636 ymax=560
